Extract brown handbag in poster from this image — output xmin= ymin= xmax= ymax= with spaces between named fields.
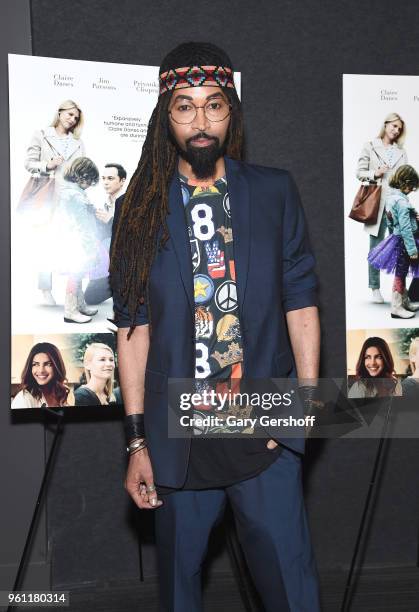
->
xmin=348 ymin=182 xmax=382 ymax=224
xmin=16 ymin=174 xmax=57 ymax=226
xmin=349 ymin=141 xmax=387 ymax=224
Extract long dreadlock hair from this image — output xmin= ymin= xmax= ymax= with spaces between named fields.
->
xmin=109 ymin=42 xmax=245 ymax=332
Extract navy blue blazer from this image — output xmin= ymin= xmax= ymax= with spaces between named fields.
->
xmin=113 ymin=156 xmax=318 ymax=488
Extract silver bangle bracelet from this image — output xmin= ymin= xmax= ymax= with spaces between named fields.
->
xmin=126 ymin=438 xmax=147 ymax=454
xmin=129 ymin=443 xmax=147 ymax=456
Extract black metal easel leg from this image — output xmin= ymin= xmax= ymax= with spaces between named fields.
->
xmin=7 ymin=408 xmax=65 ymax=612
xmin=136 ymin=513 xmax=144 ymax=582
xmin=340 ymin=398 xmax=393 ymax=612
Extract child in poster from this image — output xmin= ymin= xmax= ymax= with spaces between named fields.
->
xmin=368 ymin=165 xmax=419 ymax=319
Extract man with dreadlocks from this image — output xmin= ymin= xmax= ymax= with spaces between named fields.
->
xmin=110 ymin=42 xmax=321 ymax=611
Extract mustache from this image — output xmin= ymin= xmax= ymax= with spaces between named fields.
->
xmin=186 ymin=132 xmax=218 ymax=145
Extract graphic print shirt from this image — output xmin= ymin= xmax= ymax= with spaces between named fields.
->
xmin=181 ymin=175 xmax=243 ymax=382
xmin=175 ymin=174 xmax=282 ymax=490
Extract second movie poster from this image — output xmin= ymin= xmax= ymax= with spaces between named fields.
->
xmin=344 ymin=74 xmax=419 ymax=401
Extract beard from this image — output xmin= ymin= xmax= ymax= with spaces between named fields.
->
xmin=177 ymin=133 xmax=225 ymax=179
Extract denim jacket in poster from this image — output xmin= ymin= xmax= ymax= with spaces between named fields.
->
xmin=385 ymin=187 xmax=418 ymax=257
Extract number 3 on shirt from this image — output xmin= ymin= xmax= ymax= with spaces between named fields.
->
xmin=195 ymin=343 xmax=211 ymax=378
xmin=191 ymin=204 xmax=215 ymax=241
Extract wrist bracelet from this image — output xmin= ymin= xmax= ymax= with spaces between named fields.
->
xmin=298 ymin=385 xmax=318 ymax=414
xmin=124 ymin=413 xmax=145 ymax=444
xmin=129 ymin=442 xmax=148 ymax=456
xmin=127 ymin=437 xmax=147 ymax=454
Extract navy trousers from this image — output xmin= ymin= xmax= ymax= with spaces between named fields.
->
xmin=154 ymin=447 xmax=320 ymax=612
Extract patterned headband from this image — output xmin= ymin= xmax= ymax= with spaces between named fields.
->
xmin=159 ymin=65 xmax=235 ymax=96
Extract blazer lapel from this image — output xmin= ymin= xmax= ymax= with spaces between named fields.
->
xmin=389 ymin=146 xmax=404 ymax=168
xmin=66 ymin=138 xmax=83 ymax=160
xmin=225 ymin=157 xmax=250 ymax=314
xmin=167 ymin=173 xmax=194 ymax=316
xmin=372 ymin=138 xmax=404 ymax=168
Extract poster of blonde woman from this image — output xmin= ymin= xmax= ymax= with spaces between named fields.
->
xmin=344 ymin=75 xmax=419 ymax=397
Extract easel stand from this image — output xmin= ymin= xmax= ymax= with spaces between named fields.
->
xmin=7 ymin=408 xmax=65 ymax=612
xmin=340 ymin=397 xmax=393 ymax=612
xmin=10 ymin=405 xmax=147 ymax=607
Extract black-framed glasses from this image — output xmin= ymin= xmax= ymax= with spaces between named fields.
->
xmin=169 ymin=99 xmax=231 ymax=125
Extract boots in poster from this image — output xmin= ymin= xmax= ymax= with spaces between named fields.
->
xmin=64 ymin=293 xmax=92 ymax=324
xmin=391 ymin=291 xmax=415 ymax=319
xmin=371 ymin=288 xmax=384 ymax=303
xmin=402 ymin=289 xmax=419 ymax=312
xmin=76 ymin=283 xmax=98 ymax=316
xmin=40 ymin=289 xmax=57 ymax=306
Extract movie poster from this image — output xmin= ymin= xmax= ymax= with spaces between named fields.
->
xmin=344 ymin=75 xmax=419 ymax=400
xmin=9 ymin=54 xmax=241 ymax=410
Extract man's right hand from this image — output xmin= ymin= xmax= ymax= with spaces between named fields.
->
xmin=125 ymin=447 xmax=163 ymax=510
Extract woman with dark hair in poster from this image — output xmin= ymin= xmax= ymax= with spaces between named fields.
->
xmin=11 ymin=342 xmax=71 ymax=408
xmin=356 ymin=113 xmax=407 ymax=304
xmin=348 ymin=336 xmax=402 ymax=398
xmin=402 ymin=337 xmax=419 ymax=400
xmin=74 ymin=343 xmax=116 ymax=405
xmin=368 ymin=165 xmax=419 ymax=318
xmin=22 ymin=100 xmax=86 ymax=306
xmin=55 ymin=157 xmax=102 ymax=324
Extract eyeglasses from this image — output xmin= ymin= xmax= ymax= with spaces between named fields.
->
xmin=169 ymin=99 xmax=231 ymax=125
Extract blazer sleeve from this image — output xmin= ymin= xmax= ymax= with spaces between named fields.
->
xmin=24 ymin=130 xmax=49 ymax=175
xmin=356 ymin=142 xmax=376 ymax=182
xmin=110 ymin=195 xmax=149 ymax=328
xmin=281 ymin=172 xmax=318 ymax=312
